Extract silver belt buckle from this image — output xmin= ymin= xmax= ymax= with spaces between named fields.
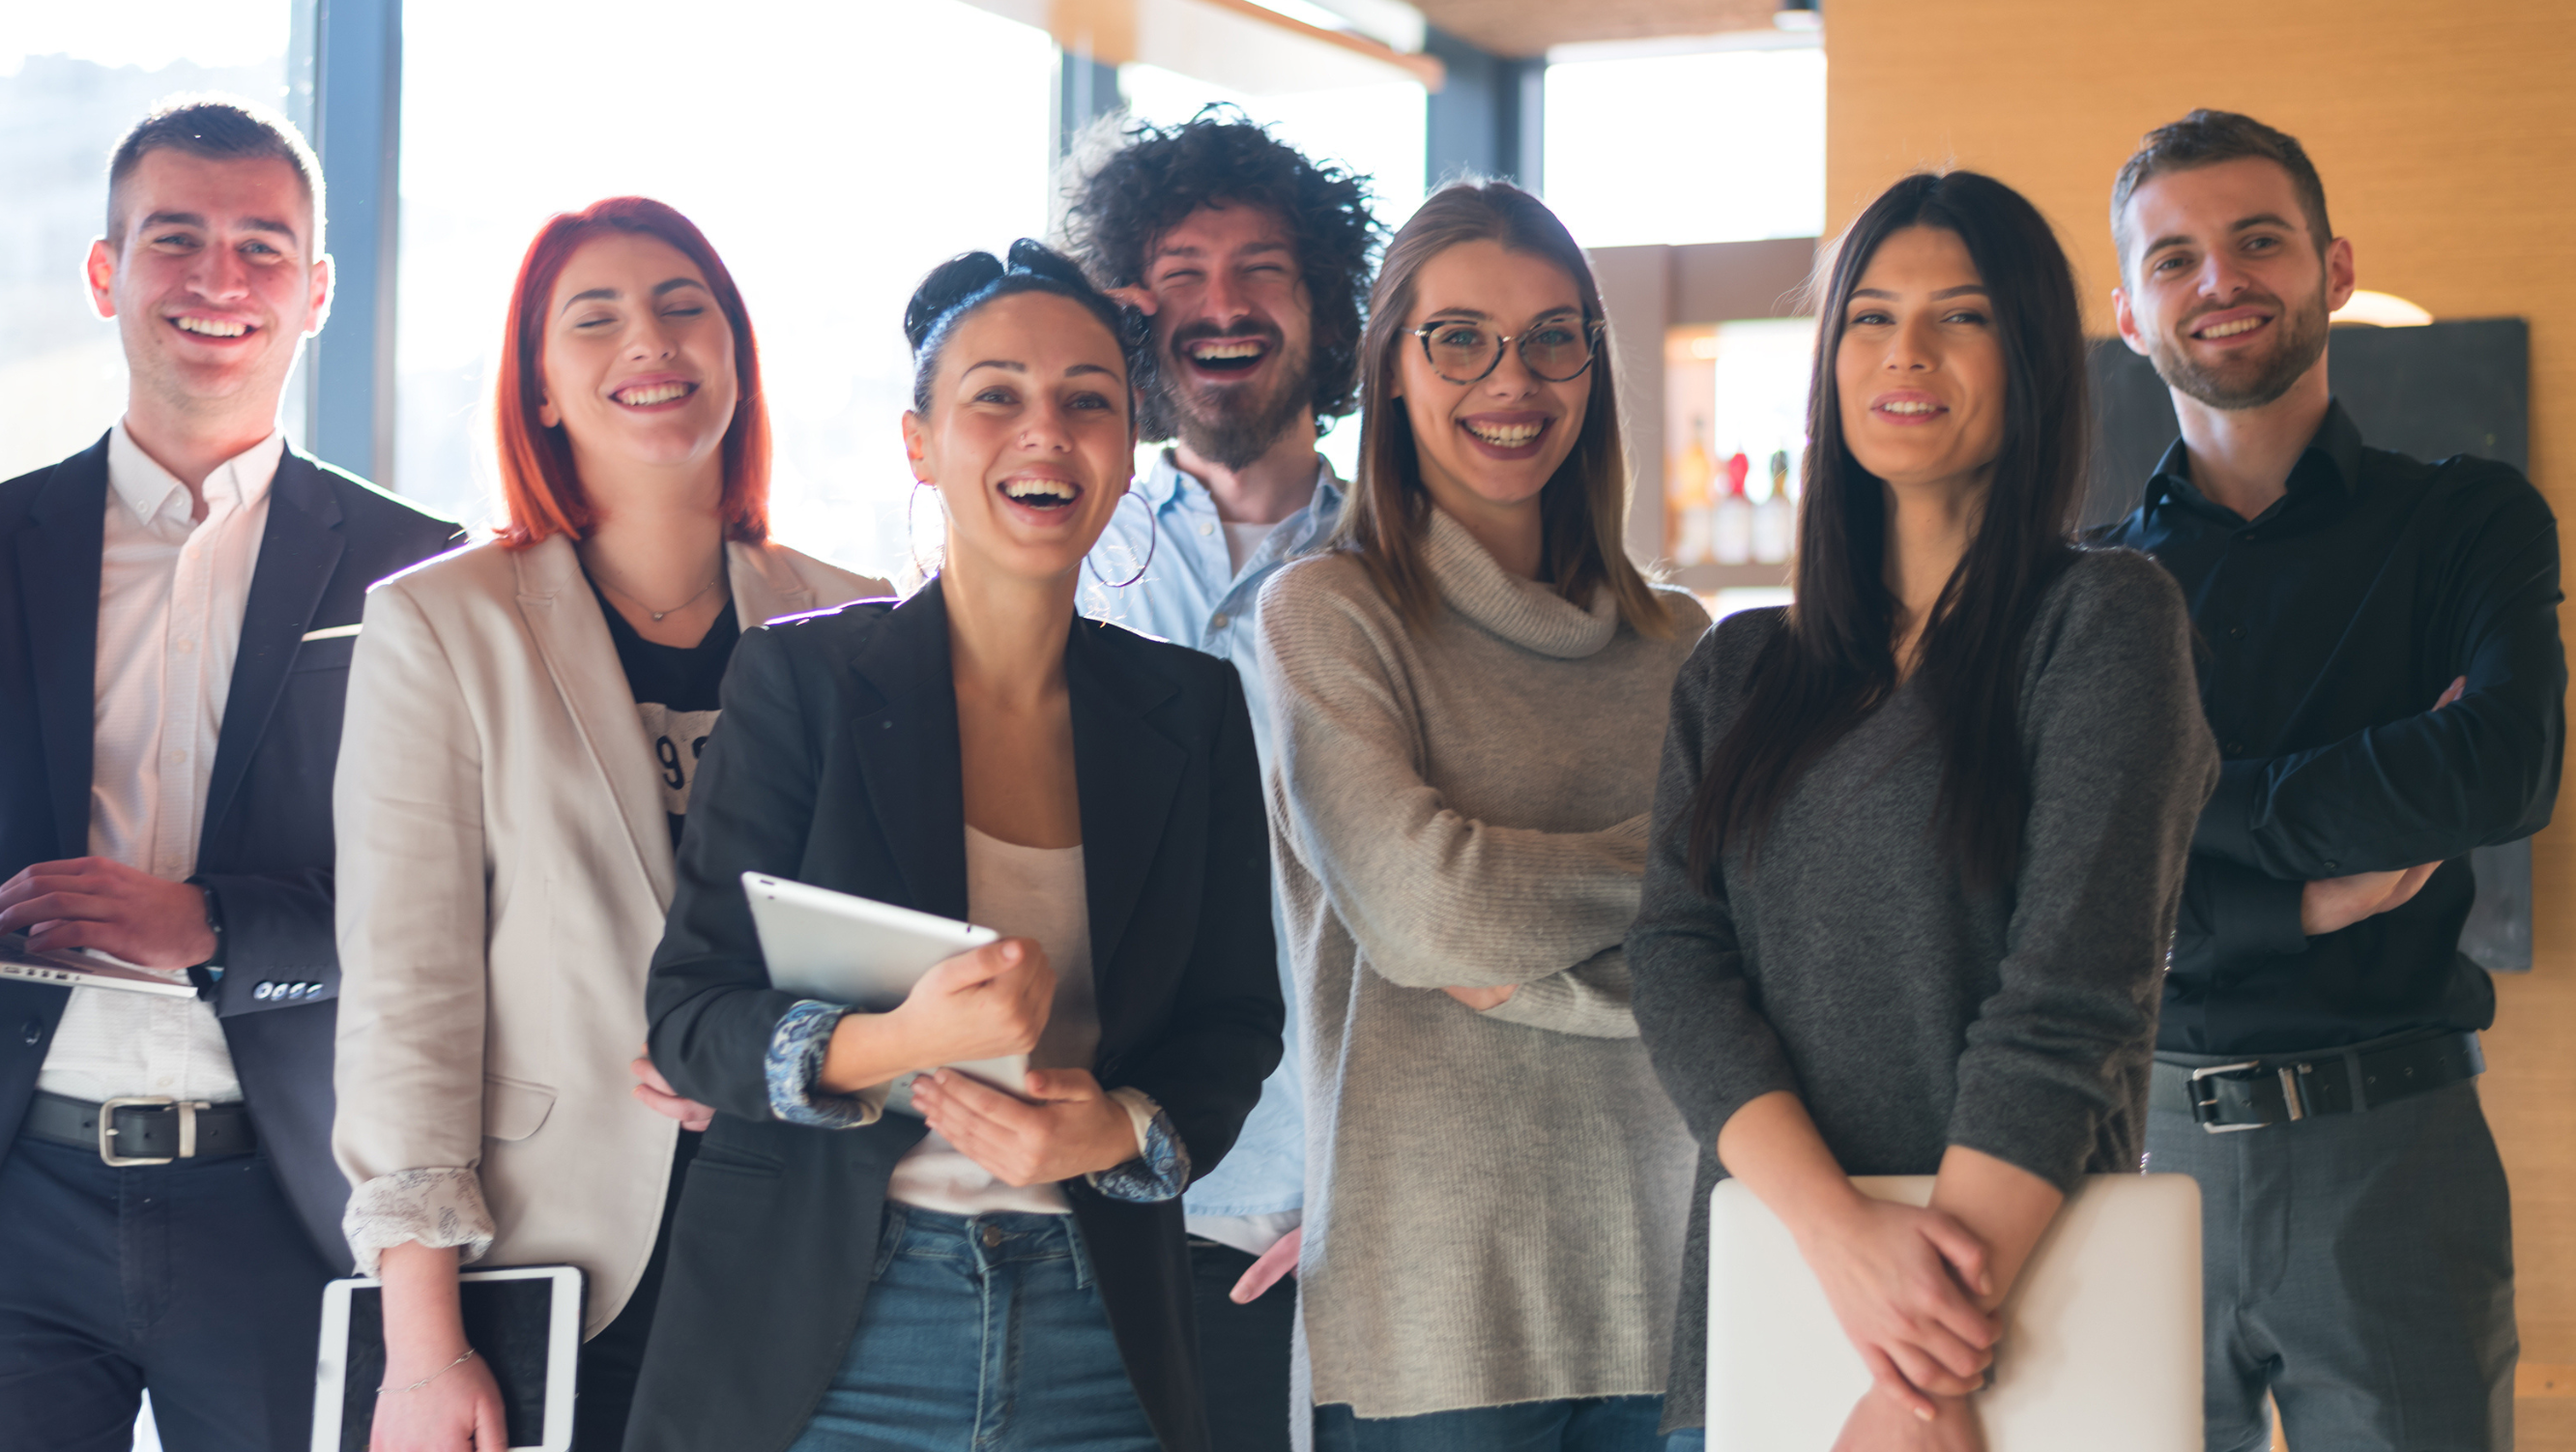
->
xmin=2187 ymin=1060 xmax=2269 ymax=1134
xmin=98 ymin=1095 xmax=202 ymax=1167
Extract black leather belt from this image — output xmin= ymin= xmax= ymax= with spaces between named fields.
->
xmin=2159 ymin=1031 xmax=2484 ymax=1133
xmin=24 ymin=1090 xmax=258 ymax=1165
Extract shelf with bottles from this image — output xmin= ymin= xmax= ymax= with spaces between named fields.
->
xmin=1662 ymin=319 xmax=1814 ymax=574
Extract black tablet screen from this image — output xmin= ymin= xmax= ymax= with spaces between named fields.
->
xmin=338 ymin=1277 xmax=559 ymax=1450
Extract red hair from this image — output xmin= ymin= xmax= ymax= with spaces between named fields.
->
xmin=494 ymin=196 xmax=770 ymax=547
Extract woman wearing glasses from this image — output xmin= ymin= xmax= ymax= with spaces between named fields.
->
xmin=1258 ymin=181 xmax=1703 ymax=1451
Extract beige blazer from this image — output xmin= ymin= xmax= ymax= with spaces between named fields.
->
xmin=332 ymin=534 xmax=885 ymax=1334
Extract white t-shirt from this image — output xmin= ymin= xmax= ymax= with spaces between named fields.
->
xmin=885 ymin=826 xmax=1095 ymax=1215
xmin=1222 ymin=517 xmax=1280 ymax=576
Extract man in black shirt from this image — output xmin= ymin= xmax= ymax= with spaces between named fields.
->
xmin=2098 ymin=109 xmax=2562 ymax=1452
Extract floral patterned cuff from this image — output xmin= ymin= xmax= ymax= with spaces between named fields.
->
xmin=1087 ymin=1087 xmax=1190 ymax=1203
xmin=765 ymin=999 xmax=887 ymax=1128
xmin=344 ymin=1168 xmax=495 ymax=1277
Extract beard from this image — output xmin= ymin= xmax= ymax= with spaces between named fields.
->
xmin=2146 ymin=280 xmax=2331 ymax=411
xmin=1149 ymin=323 xmax=1315 ymax=473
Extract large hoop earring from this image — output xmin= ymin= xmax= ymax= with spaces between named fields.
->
xmin=1085 ymin=484 xmax=1158 ymax=590
xmin=905 ymin=479 xmax=942 ymax=583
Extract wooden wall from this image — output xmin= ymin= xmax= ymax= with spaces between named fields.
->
xmin=1821 ymin=0 xmax=2576 ymax=1439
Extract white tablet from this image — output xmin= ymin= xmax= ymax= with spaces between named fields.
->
xmin=741 ymin=872 xmax=1023 ymax=1098
xmin=1705 ymin=1174 xmax=2202 ymax=1451
xmin=313 ymin=1264 xmax=582 ymax=1452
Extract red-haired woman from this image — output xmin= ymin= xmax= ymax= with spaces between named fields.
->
xmin=331 ymin=197 xmax=887 ymax=1452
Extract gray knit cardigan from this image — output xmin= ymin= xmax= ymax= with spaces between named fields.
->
xmin=1258 ymin=508 xmax=1709 ymax=1419
xmin=1627 ymin=547 xmax=2218 ymax=1431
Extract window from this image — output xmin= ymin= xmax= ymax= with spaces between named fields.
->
xmin=396 ymin=0 xmax=1056 ymax=572
xmin=0 ymin=4 xmax=295 ymax=481
xmin=1542 ymin=39 xmax=1824 ymax=251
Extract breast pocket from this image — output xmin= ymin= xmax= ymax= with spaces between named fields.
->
xmin=289 ymin=632 xmax=360 ymax=674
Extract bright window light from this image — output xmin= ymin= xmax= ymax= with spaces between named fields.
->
xmin=1543 ymin=46 xmax=1825 ymax=249
xmin=397 ymin=0 xmax=1055 ymax=575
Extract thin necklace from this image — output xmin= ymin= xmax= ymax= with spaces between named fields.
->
xmin=597 ymin=570 xmax=721 ymax=622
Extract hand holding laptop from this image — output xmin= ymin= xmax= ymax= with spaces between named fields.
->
xmin=0 ymin=856 xmax=216 ymax=969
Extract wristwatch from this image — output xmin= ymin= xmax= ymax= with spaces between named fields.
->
xmin=185 ymin=878 xmax=227 ymax=985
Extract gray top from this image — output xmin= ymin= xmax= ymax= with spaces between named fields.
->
xmin=1627 ymin=547 xmax=2217 ymax=1430
xmin=1259 ymin=509 xmax=1709 ymax=1418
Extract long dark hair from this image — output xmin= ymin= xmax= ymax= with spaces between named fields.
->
xmin=1334 ymin=180 xmax=1670 ymax=637
xmin=1688 ymin=171 xmax=2088 ymax=891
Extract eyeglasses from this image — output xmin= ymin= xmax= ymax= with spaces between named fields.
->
xmin=1410 ymin=316 xmax=1605 ymax=385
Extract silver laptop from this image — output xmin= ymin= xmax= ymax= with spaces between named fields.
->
xmin=1705 ymin=1173 xmax=2202 ymax=1451
xmin=0 ymin=934 xmax=198 ymax=997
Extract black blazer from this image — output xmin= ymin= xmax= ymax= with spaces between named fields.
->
xmin=0 ymin=433 xmax=462 ymax=1267
xmin=633 ymin=580 xmax=1282 ymax=1452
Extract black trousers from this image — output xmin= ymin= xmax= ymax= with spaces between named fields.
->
xmin=583 ymin=1126 xmax=696 ymax=1452
xmin=2147 ymin=1065 xmax=2516 ymax=1452
xmin=1188 ymin=1236 xmax=1297 ymax=1452
xmin=0 ymin=1133 xmax=335 ymax=1452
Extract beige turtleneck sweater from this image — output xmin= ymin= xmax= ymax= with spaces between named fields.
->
xmin=1256 ymin=508 xmax=1709 ymax=1419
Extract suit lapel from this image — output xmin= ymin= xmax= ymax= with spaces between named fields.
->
xmin=203 ymin=451 xmax=344 ymax=837
xmin=1066 ymin=620 xmax=1182 ymax=995
xmin=848 ymin=581 xmax=969 ymax=920
xmin=728 ymin=539 xmax=817 ymax=627
xmin=16 ymin=435 xmax=110 ymax=857
xmin=515 ymin=536 xmax=672 ymax=905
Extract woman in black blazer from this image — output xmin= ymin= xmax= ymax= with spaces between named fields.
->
xmin=624 ymin=244 xmax=1283 ymax=1452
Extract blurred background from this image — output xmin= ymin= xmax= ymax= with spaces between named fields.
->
xmin=5 ymin=1 xmax=2570 ymax=1444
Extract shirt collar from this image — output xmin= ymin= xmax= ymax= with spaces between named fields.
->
xmin=2146 ymin=397 xmax=2364 ymax=519
xmin=1143 ymin=447 xmax=1345 ymax=533
xmin=107 ymin=421 xmax=286 ymax=526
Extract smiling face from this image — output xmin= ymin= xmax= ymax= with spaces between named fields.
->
xmin=1833 ymin=224 xmax=2008 ymax=496
xmin=2114 ymin=157 xmax=2353 ymax=410
xmin=902 ymin=290 xmax=1137 ymax=586
xmin=535 ymin=232 xmax=739 ymax=487
xmin=1143 ymin=202 xmax=1315 ymax=470
xmin=87 ymin=148 xmax=328 ymax=419
xmin=1394 ymin=238 xmax=1591 ymax=521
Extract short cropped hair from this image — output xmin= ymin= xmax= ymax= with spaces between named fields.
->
xmin=493 ymin=197 xmax=770 ymax=548
xmin=2111 ymin=109 xmax=2330 ymax=276
xmin=1057 ymin=105 xmax=1381 ymax=442
xmin=107 ymin=96 xmax=325 ymax=252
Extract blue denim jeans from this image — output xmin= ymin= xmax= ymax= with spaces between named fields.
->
xmin=1315 ymin=1395 xmax=1669 ymax=1452
xmin=785 ymin=1206 xmax=1159 ymax=1452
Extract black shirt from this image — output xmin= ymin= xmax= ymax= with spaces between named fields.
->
xmin=590 ymin=577 xmax=741 ymax=851
xmin=2098 ymin=400 xmax=2563 ymax=1054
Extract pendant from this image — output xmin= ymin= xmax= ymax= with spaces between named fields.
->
xmin=651 ymin=610 xmax=668 ymax=621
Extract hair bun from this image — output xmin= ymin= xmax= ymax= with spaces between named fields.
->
xmin=904 ymin=251 xmax=1007 ymax=351
xmin=1004 ymin=238 xmax=1087 ymax=288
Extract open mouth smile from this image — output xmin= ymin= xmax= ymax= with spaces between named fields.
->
xmin=1459 ymin=414 xmax=1551 ymax=458
xmin=611 ymin=380 xmax=698 ymax=409
xmin=2189 ymin=311 xmax=2273 ymax=343
xmin=999 ymin=476 xmax=1083 ymax=512
xmin=1871 ymin=392 xmax=1948 ymax=424
xmin=169 ymin=315 xmax=255 ymax=341
xmin=1179 ymin=335 xmax=1271 ymax=376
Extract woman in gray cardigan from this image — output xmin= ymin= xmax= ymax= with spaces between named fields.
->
xmin=1628 ymin=172 xmax=2218 ymax=1451
xmin=1260 ymin=182 xmax=1703 ymax=1451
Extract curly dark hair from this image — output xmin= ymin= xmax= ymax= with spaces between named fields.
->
xmin=1057 ymin=105 xmax=1382 ymax=443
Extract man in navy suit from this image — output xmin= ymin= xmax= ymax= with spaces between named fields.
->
xmin=0 ymin=98 xmax=460 ymax=1451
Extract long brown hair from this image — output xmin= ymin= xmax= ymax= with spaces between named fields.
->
xmin=494 ymin=196 xmax=770 ymax=548
xmin=1687 ymin=171 xmax=2088 ymax=892
xmin=1333 ymin=180 xmax=1669 ymax=636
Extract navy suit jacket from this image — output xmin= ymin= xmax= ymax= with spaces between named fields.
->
xmin=0 ymin=433 xmax=462 ymax=1269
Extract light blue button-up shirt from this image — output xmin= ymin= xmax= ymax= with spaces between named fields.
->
xmin=1081 ymin=449 xmax=1345 ymax=1221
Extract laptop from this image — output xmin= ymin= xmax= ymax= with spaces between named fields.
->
xmin=1705 ymin=1173 xmax=2202 ymax=1451
xmin=0 ymin=933 xmax=198 ymax=997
